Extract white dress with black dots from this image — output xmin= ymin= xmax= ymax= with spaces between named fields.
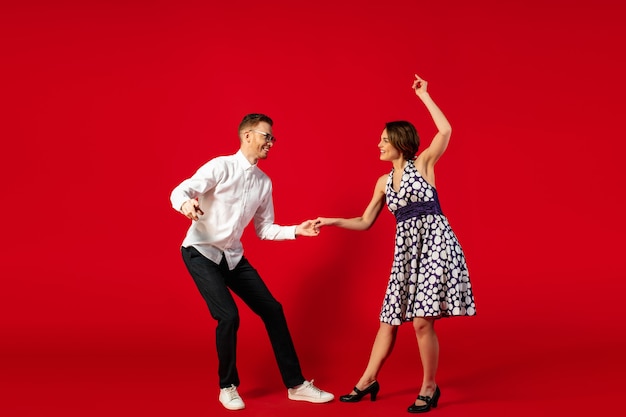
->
xmin=380 ymin=162 xmax=476 ymax=325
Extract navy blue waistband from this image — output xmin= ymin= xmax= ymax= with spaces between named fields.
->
xmin=394 ymin=200 xmax=443 ymax=223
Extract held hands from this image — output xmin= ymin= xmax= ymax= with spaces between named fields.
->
xmin=181 ymin=199 xmax=204 ymax=221
xmin=312 ymin=217 xmax=332 ymax=232
xmin=295 ymin=217 xmax=336 ymax=237
xmin=295 ymin=220 xmax=320 ymax=237
xmin=412 ymin=74 xmax=428 ymax=97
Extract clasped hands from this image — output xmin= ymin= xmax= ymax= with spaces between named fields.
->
xmin=182 ymin=199 xmax=329 ymax=238
xmin=296 ymin=217 xmax=331 ymax=237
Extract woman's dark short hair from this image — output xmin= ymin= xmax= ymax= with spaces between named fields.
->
xmin=385 ymin=121 xmax=420 ymax=161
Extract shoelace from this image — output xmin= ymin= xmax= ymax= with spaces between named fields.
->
xmin=224 ymin=386 xmax=241 ymax=401
xmin=302 ymin=380 xmax=323 ymax=395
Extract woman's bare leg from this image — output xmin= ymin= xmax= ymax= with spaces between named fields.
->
xmin=349 ymin=322 xmax=398 ymax=393
xmin=412 ymin=317 xmax=439 ymax=405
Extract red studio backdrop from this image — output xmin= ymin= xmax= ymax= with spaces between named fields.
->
xmin=1 ymin=1 xmax=625 ymax=416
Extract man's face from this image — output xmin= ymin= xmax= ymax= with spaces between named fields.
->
xmin=244 ymin=121 xmax=275 ymax=161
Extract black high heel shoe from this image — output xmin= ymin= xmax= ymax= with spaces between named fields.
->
xmin=407 ymin=386 xmax=440 ymax=413
xmin=339 ymin=381 xmax=380 ymax=402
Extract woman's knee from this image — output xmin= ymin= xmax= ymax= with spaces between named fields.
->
xmin=412 ymin=318 xmax=434 ymax=335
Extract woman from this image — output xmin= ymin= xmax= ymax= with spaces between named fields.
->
xmin=314 ymin=74 xmax=476 ymax=413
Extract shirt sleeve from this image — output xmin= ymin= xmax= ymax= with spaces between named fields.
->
xmin=253 ymin=186 xmax=297 ymax=241
xmin=170 ymin=159 xmax=221 ymax=212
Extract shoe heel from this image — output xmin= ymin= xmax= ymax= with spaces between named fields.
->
xmin=339 ymin=381 xmax=380 ymax=403
xmin=370 ymin=384 xmax=380 ymax=401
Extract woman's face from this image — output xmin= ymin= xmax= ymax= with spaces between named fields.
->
xmin=378 ymin=128 xmax=400 ymax=161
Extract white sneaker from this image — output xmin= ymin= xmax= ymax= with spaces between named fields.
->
xmin=219 ymin=385 xmax=245 ymax=410
xmin=288 ymin=380 xmax=334 ymax=403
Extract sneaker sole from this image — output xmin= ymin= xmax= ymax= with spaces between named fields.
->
xmin=221 ymin=402 xmax=245 ymax=411
xmin=288 ymin=394 xmax=334 ymax=403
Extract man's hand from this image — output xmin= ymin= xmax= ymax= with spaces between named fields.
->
xmin=295 ymin=220 xmax=320 ymax=237
xmin=181 ymin=199 xmax=204 ymax=221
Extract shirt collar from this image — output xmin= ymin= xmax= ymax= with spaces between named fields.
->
xmin=235 ymin=150 xmax=256 ymax=171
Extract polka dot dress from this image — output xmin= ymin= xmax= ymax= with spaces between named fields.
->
xmin=381 ymin=162 xmax=476 ymax=325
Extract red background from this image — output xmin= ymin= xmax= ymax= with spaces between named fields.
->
xmin=1 ymin=1 xmax=625 ymax=416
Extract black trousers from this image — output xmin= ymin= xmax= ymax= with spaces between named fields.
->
xmin=181 ymin=246 xmax=305 ymax=389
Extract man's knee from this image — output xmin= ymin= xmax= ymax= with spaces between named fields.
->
xmin=217 ymin=312 xmax=240 ymax=330
xmin=257 ymin=300 xmax=285 ymax=320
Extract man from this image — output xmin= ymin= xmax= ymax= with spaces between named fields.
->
xmin=170 ymin=113 xmax=334 ymax=411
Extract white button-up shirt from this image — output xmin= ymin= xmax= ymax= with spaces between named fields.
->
xmin=170 ymin=150 xmax=296 ymax=270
